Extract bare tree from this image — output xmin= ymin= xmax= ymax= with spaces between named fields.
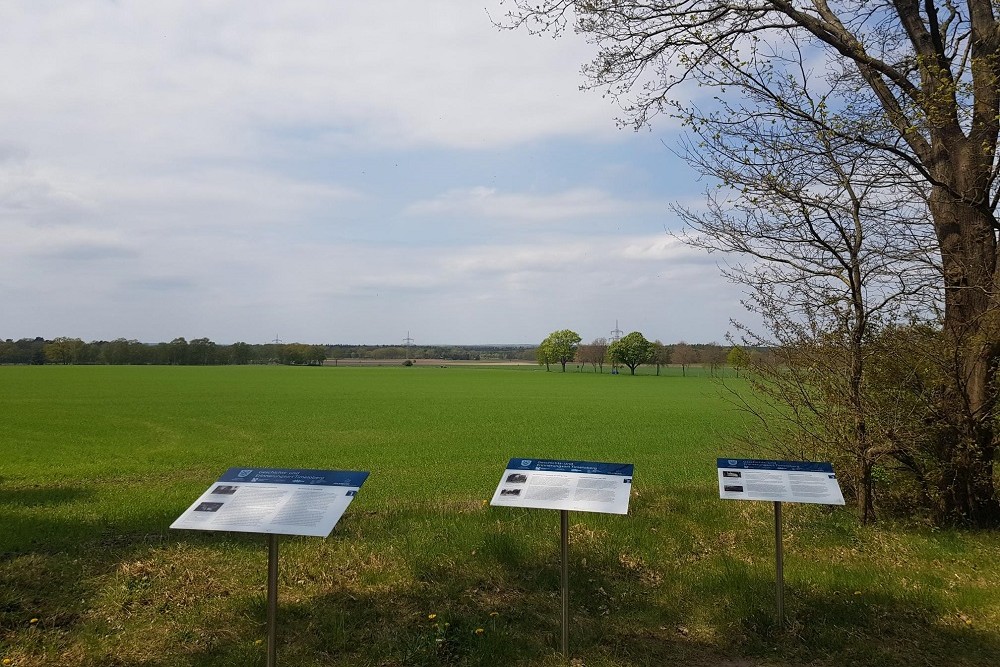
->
xmin=577 ymin=337 xmax=609 ymax=373
xmin=671 ymin=342 xmax=699 ymax=377
xmin=675 ymin=97 xmax=935 ymax=522
xmin=652 ymin=339 xmax=671 ymax=375
xmin=594 ymin=337 xmax=608 ymax=373
xmin=500 ymin=0 xmax=1000 ymax=524
xmin=701 ymin=343 xmax=729 ymax=377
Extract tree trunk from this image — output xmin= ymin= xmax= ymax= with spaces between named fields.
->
xmin=858 ymin=456 xmax=874 ymax=526
xmin=851 ymin=350 xmax=875 ymax=525
xmin=929 ymin=186 xmax=1000 ymax=525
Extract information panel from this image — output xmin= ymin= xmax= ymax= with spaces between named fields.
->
xmin=490 ymin=458 xmax=634 ymax=514
xmin=171 ymin=467 xmax=370 ymax=537
xmin=717 ymin=458 xmax=844 ymax=505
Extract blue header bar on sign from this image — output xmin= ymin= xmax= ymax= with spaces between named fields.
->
xmin=216 ymin=467 xmax=370 ymax=487
xmin=716 ymin=458 xmax=833 ymax=473
xmin=505 ymin=458 xmax=634 ymax=476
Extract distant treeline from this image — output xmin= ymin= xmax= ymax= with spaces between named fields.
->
xmin=327 ymin=344 xmax=535 ymax=362
xmin=0 ymin=337 xmax=537 ymax=365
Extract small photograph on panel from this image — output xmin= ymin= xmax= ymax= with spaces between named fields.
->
xmin=194 ymin=502 xmax=225 ymax=512
xmin=500 ymin=488 xmax=522 ymax=497
xmin=506 ymin=473 xmax=528 ymax=484
xmin=722 ymin=471 xmax=742 ymax=478
xmin=723 ymin=485 xmax=744 ymax=493
xmin=212 ymin=485 xmax=239 ymax=495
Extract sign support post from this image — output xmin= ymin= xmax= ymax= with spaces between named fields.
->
xmin=489 ymin=458 xmax=633 ymax=660
xmin=171 ymin=467 xmax=370 ymax=667
xmin=717 ymin=458 xmax=844 ymax=626
xmin=773 ymin=501 xmax=784 ymax=626
xmin=267 ymin=534 xmax=279 ymax=667
xmin=560 ymin=509 xmax=569 ymax=659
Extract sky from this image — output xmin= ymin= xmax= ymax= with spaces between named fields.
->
xmin=0 ymin=1 xmax=749 ymax=346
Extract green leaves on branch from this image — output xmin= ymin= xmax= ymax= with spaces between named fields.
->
xmin=609 ymin=332 xmax=654 ymax=375
xmin=538 ymin=329 xmax=582 ymax=372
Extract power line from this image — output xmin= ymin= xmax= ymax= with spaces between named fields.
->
xmin=610 ymin=320 xmax=624 ymax=375
xmin=610 ymin=320 xmax=623 ymax=343
xmin=403 ymin=331 xmax=414 ymax=360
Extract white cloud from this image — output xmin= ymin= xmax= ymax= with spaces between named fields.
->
xmin=619 ymin=235 xmax=710 ymax=261
xmin=274 ymin=234 xmax=711 ymax=300
xmin=0 ymin=159 xmax=97 ymax=226
xmin=0 ymin=1 xmax=620 ymax=165
xmin=2 ymin=221 xmax=134 ymax=260
xmin=405 ymin=186 xmax=662 ymax=223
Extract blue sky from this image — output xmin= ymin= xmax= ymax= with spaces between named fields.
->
xmin=0 ymin=1 xmax=749 ymax=345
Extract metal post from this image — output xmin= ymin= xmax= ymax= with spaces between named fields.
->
xmin=267 ymin=533 xmax=279 ymax=667
xmin=774 ymin=501 xmax=784 ymax=626
xmin=560 ymin=509 xmax=569 ymax=659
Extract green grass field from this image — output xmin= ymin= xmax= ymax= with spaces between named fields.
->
xmin=2 ymin=365 xmax=999 ymax=666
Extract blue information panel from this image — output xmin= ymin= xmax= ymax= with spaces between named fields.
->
xmin=490 ymin=458 xmax=634 ymax=514
xmin=171 ymin=467 xmax=370 ymax=537
xmin=717 ymin=458 xmax=844 ymax=505
xmin=215 ymin=468 xmax=369 ymax=487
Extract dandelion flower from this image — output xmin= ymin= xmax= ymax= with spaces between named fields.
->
xmin=254 ymin=639 xmax=263 ymax=646
xmin=427 ymin=613 xmax=437 ymax=620
xmin=3 ymin=658 xmax=12 ymax=665
xmin=29 ymin=618 xmax=38 ymax=625
xmin=475 ymin=628 xmax=484 ymax=635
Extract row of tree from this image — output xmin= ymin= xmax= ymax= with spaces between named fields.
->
xmin=2 ymin=333 xmax=735 ymax=370
xmin=536 ymin=330 xmax=729 ymax=375
xmin=325 ymin=344 xmax=533 ymax=361
xmin=0 ymin=337 xmax=327 ymax=366
xmin=0 ymin=338 xmax=538 ymax=366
